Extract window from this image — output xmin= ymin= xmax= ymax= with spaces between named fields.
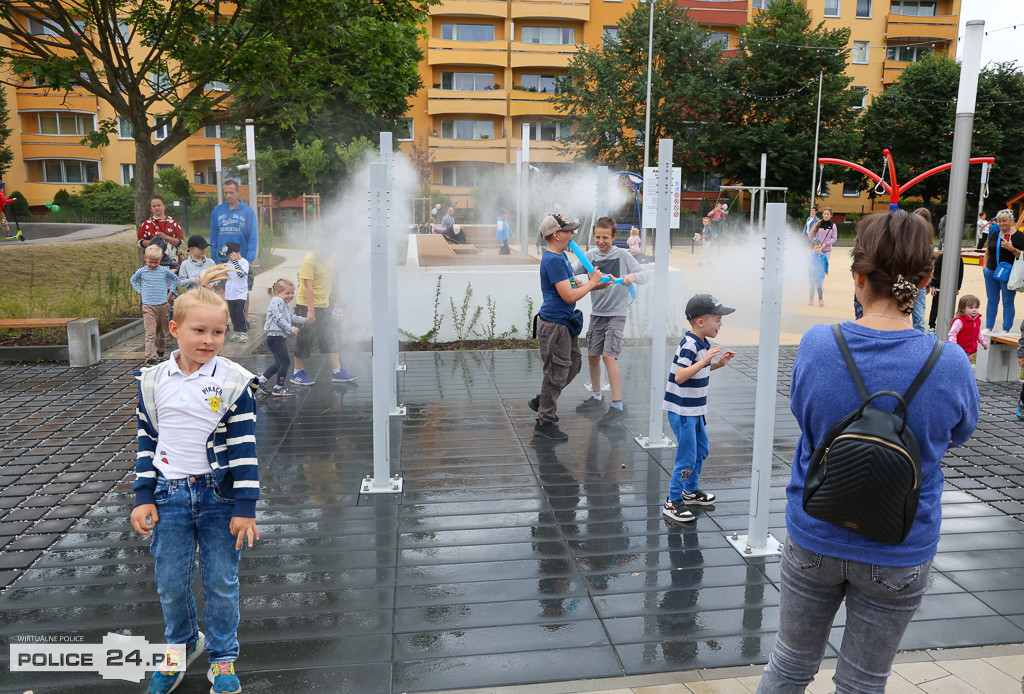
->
xmin=706 ymin=31 xmax=730 ymax=49
xmin=112 ymin=18 xmax=131 ymax=42
xmin=890 ymin=1 xmax=937 ymax=16
xmin=205 ymin=166 xmax=219 ymax=187
xmin=439 ymin=119 xmax=494 ymax=140
xmin=844 ymin=175 xmax=861 ymax=197
xmin=117 ymin=117 xmax=133 ymax=140
xmin=121 ymin=163 xmax=136 ymax=185
xmin=603 ymin=26 xmax=619 ymax=44
xmin=523 ymin=120 xmax=571 ymax=141
xmin=521 ymin=26 xmax=574 ymax=45
xmin=35 ymin=159 xmax=100 ymax=184
xmin=154 ymin=118 xmax=170 ymax=141
xmin=396 ymin=117 xmax=414 ymax=141
xmin=520 ymin=74 xmax=560 ymax=93
xmin=849 ymin=86 xmax=868 ymax=109
xmin=37 ymin=112 xmax=92 ymax=136
xmin=823 ymin=0 xmax=840 ymax=17
xmin=205 ymin=81 xmax=230 ymax=92
xmin=751 ymin=0 xmax=766 ymax=7
xmin=149 ymin=70 xmax=170 ymax=93
xmin=856 ymin=0 xmax=871 ymax=18
xmin=29 ymin=18 xmax=58 ymax=36
xmin=440 ymin=24 xmax=495 ymax=42
xmin=441 ymin=166 xmax=477 ymax=188
xmin=886 ymin=45 xmax=931 ymax=62
xmin=439 ymin=72 xmax=494 ymax=91
xmin=852 ymin=41 xmax=869 ymax=64
xmin=203 ymin=124 xmax=237 ymax=139
xmin=156 ymin=164 xmax=174 ymax=172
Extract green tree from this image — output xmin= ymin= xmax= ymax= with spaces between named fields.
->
xmin=0 ymin=0 xmax=432 ymax=223
xmin=552 ymin=0 xmax=732 ymax=173
xmin=0 ymin=86 xmax=12 ymax=178
xmin=155 ymin=165 xmax=193 ymax=201
xmin=716 ymin=0 xmax=858 ymax=212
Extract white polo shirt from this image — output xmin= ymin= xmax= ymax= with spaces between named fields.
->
xmin=153 ymin=352 xmax=229 ymax=479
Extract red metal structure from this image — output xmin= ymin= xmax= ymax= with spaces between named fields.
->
xmin=818 ymin=149 xmax=995 ymax=211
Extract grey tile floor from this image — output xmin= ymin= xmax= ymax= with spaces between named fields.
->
xmin=0 ymin=348 xmax=1022 ymax=693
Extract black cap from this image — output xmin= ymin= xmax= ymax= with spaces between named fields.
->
xmin=187 ymin=235 xmax=210 ymax=250
xmin=221 ymin=242 xmax=241 ymax=256
xmin=685 ymin=294 xmax=735 ymax=321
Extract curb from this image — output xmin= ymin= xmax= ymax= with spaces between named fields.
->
xmin=0 ymin=318 xmax=144 ymax=363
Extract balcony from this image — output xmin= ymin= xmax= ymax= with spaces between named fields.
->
xmin=428 ymin=38 xmax=509 ymax=68
xmin=428 ymin=88 xmax=508 ymax=116
xmin=885 ymin=13 xmax=958 ymax=42
xmin=510 ymin=41 xmax=576 ymax=69
xmin=511 ymin=0 xmax=589 ymax=22
xmin=882 ymin=59 xmax=907 ymax=85
xmin=677 ymin=0 xmax=749 ymax=27
xmin=511 ymin=138 xmax=574 ymax=163
xmin=429 ymin=0 xmax=508 ymax=18
xmin=509 ymin=89 xmax=563 ymax=117
xmin=429 ymin=136 xmax=510 ymax=164
xmin=15 ymin=91 xmax=98 ymax=111
xmin=20 ymin=141 xmax=100 ymax=160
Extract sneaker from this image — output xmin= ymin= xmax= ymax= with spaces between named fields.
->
xmin=332 ymin=368 xmax=358 ymax=383
xmin=272 ymin=385 xmax=296 ymax=397
xmin=818 ymin=300 xmax=825 ymax=307
xmin=144 ymin=357 xmax=161 ymax=367
xmin=236 ymin=333 xmax=248 ymax=343
xmin=228 ymin=333 xmax=240 ymax=342
xmin=533 ymin=420 xmax=568 ymax=441
xmin=157 ymin=351 xmax=165 ymax=359
xmin=807 ymin=300 xmax=813 ymax=305
xmin=662 ymin=499 xmax=695 ymax=523
xmin=576 ymin=396 xmax=604 ymax=413
xmin=528 ymin=395 xmax=558 ymax=422
xmin=257 ymin=381 xmax=274 ymax=395
xmin=597 ymin=405 xmax=626 ymax=427
xmin=148 ymin=632 xmax=205 ymax=694
xmin=207 ymin=662 xmax=241 ymax=694
xmin=982 ymin=328 xmax=993 ymax=336
xmin=1017 ymin=401 xmax=1024 ymax=421
xmin=290 ymin=370 xmax=314 ymax=386
xmin=681 ymin=489 xmax=717 ymax=505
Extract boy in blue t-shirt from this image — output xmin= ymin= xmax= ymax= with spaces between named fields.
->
xmin=661 ymin=294 xmax=736 ymax=523
xmin=529 ymin=213 xmax=603 ymax=441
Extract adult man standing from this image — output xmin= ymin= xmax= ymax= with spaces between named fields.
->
xmin=210 ymin=180 xmax=258 ymax=264
xmin=441 ymin=206 xmax=467 ymax=244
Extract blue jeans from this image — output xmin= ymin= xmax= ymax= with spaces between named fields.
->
xmin=756 ymin=539 xmax=931 ymax=694
xmin=983 ymin=266 xmax=1016 ymax=331
xmin=262 ymin=335 xmax=291 ymax=386
xmin=911 ymin=288 xmax=927 ymax=332
xmin=666 ymin=412 xmax=708 ymax=499
xmin=150 ymin=474 xmax=242 ymax=662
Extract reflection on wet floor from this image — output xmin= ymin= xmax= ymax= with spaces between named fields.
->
xmin=0 ymin=348 xmax=1022 ymax=692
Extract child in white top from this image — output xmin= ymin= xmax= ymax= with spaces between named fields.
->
xmin=221 ymin=242 xmax=249 ymax=342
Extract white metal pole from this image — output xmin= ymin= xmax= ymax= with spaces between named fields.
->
xmin=380 ymin=132 xmax=405 ymax=415
xmin=522 ymin=123 xmax=531 ymax=252
xmin=640 ymin=0 xmax=655 ymax=255
xmin=516 ymin=149 xmax=526 ymax=254
xmin=363 ymin=163 xmax=402 ymax=494
xmin=727 ymin=202 xmax=786 ymax=557
xmin=937 ymin=20 xmax=984 ymax=340
xmin=214 ymin=143 xmax=223 ymax=205
xmin=596 ymin=165 xmax=609 ymax=238
xmin=245 ymin=119 xmax=257 ymax=259
xmin=975 ymin=161 xmax=990 ymax=245
xmin=810 ymin=69 xmax=823 ymax=210
xmin=759 ymin=153 xmax=767 ymax=233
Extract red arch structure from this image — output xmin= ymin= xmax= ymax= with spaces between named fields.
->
xmin=818 ymin=149 xmax=995 ymax=211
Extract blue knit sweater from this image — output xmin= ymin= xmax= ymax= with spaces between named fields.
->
xmin=787 ymin=322 xmax=978 ymax=566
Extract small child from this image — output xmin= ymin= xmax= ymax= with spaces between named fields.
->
xmin=178 ymin=235 xmax=217 ymax=292
xmin=0 ymin=181 xmax=13 ymax=238
xmin=130 ymin=244 xmax=178 ymax=366
xmin=627 ymin=226 xmax=641 ymax=257
xmin=808 ymin=239 xmax=829 ymax=306
xmin=700 ymin=217 xmax=713 ymax=261
xmin=662 ymin=294 xmax=736 ymax=523
xmin=259 ymin=279 xmax=305 ymax=397
xmin=221 ymin=242 xmax=249 ymax=342
xmin=130 ymin=266 xmax=258 ymax=694
xmin=948 ymin=294 xmax=988 ymax=358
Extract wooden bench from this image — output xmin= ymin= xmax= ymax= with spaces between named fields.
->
xmin=975 ymin=332 xmax=1020 ymax=382
xmin=0 ymin=318 xmax=78 ymax=329
xmin=0 ymin=318 xmax=101 ymax=366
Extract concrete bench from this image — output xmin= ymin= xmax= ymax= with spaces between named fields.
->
xmin=975 ymin=332 xmax=1020 ymax=383
xmin=0 ymin=318 xmax=101 ymax=367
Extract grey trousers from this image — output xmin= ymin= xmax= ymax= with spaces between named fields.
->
xmin=536 ymin=318 xmax=581 ymax=424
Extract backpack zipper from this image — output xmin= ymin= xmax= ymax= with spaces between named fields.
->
xmin=823 ymin=434 xmax=918 ymax=490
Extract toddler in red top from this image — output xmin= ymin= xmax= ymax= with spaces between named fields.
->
xmin=948 ymin=294 xmax=988 ymax=356
xmin=0 ymin=182 xmax=12 ymax=237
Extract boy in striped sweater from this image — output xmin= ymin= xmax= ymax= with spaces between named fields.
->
xmin=661 ymin=294 xmax=736 ymax=523
xmin=130 ymin=244 xmax=179 ymax=366
xmin=130 ymin=269 xmax=259 ymax=694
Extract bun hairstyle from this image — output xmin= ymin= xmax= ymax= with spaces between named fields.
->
xmin=267 ymin=278 xmax=295 ymax=297
xmin=851 ymin=210 xmax=934 ymax=314
xmin=171 ymin=265 xmax=231 ymax=325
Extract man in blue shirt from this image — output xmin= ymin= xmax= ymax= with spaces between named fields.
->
xmin=210 ymin=180 xmax=258 ymax=264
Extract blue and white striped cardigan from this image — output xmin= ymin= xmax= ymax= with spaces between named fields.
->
xmin=133 ymin=357 xmax=260 ymax=517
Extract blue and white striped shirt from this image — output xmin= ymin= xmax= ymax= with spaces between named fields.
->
xmin=663 ymin=331 xmax=710 ymax=416
xmin=130 ymin=266 xmax=178 ymax=306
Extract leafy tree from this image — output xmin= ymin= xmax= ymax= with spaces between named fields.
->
xmin=716 ymin=0 xmax=858 ymax=212
xmin=155 ymin=165 xmax=193 ymax=201
xmin=0 ymin=86 xmax=12 ymax=178
xmin=552 ymin=0 xmax=732 ymax=173
xmin=859 ymin=56 xmax=1024 ymax=210
xmin=0 ymin=0 xmax=432 ymax=223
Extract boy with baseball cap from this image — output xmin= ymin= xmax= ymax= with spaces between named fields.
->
xmin=178 ymin=235 xmax=217 ymax=292
xmin=661 ymin=293 xmax=736 ymax=522
xmin=529 ymin=213 xmax=603 ymax=441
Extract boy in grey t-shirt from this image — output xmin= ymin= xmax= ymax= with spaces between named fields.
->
xmin=572 ymin=217 xmax=648 ymax=426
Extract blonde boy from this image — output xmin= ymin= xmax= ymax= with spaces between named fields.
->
xmin=130 ymin=244 xmax=178 ymax=365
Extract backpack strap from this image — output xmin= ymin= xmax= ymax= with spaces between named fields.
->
xmin=832 ymin=324 xmax=870 ymax=403
xmin=903 ymin=337 xmax=945 ymax=406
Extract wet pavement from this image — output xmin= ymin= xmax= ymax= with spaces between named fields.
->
xmin=0 ymin=348 xmax=1022 ymax=693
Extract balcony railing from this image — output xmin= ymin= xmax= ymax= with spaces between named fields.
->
xmin=428 ymin=88 xmax=509 ymax=116
xmin=510 ymin=41 xmax=577 ymax=69
xmin=427 ymin=38 xmax=509 ymax=68
xmin=429 ymin=0 xmax=509 ymax=17
xmin=511 ymin=0 xmax=590 ymax=22
xmin=677 ymin=0 xmax=749 ymax=27
xmin=885 ymin=13 xmax=958 ymax=42
xmin=510 ymin=138 xmax=575 ymax=163
xmin=428 ymin=136 xmax=510 ymax=163
xmin=509 ymin=89 xmax=563 ymax=117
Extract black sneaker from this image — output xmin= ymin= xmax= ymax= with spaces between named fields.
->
xmin=528 ymin=396 xmax=558 ymax=422
xmin=576 ymin=397 xmax=604 ymax=413
xmin=533 ymin=420 xmax=568 ymax=441
xmin=597 ymin=405 xmax=626 ymax=427
xmin=157 ymin=351 xmax=165 ymax=359
xmin=681 ymin=489 xmax=717 ymax=506
xmin=662 ymin=499 xmax=695 ymax=523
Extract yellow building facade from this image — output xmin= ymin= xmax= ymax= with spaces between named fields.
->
xmin=400 ymin=0 xmax=962 ymax=214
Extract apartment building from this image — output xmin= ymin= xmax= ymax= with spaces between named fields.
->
xmin=400 ymin=0 xmax=962 ymax=213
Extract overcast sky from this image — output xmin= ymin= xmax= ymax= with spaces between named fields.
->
xmin=957 ymin=0 xmax=1024 ymax=68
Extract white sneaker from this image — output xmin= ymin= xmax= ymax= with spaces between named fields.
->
xmin=982 ymin=329 xmax=993 ymax=336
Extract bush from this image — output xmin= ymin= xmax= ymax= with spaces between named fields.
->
xmin=8 ymin=191 xmax=30 ymax=218
xmin=78 ymin=181 xmax=135 ymax=224
xmin=155 ymin=166 xmax=193 ymax=201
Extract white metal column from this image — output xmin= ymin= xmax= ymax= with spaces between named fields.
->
xmin=380 ymin=132 xmax=406 ymax=416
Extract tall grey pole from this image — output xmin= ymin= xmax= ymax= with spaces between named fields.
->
xmin=640 ymin=0 xmax=655 ymax=255
xmin=759 ymin=154 xmax=767 ymax=233
xmin=214 ymin=144 xmax=223 ymax=205
xmin=638 ymin=139 xmax=673 ymax=448
xmin=363 ymin=163 xmax=402 ymax=494
xmin=728 ymin=202 xmax=785 ymax=557
xmin=516 ymin=149 xmax=526 ymax=254
xmin=975 ymin=162 xmax=990 ymax=245
xmin=595 ymin=165 xmax=609 ymax=241
xmin=380 ymin=132 xmax=405 ymax=415
xmin=522 ymin=123 xmax=531 ymax=253
xmin=245 ymin=119 xmax=257 ymax=257
xmin=810 ymin=69 xmax=823 ymax=210
xmin=937 ymin=20 xmax=984 ymax=339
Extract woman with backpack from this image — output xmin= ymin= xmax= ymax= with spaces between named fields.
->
xmin=756 ymin=210 xmax=979 ymax=694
